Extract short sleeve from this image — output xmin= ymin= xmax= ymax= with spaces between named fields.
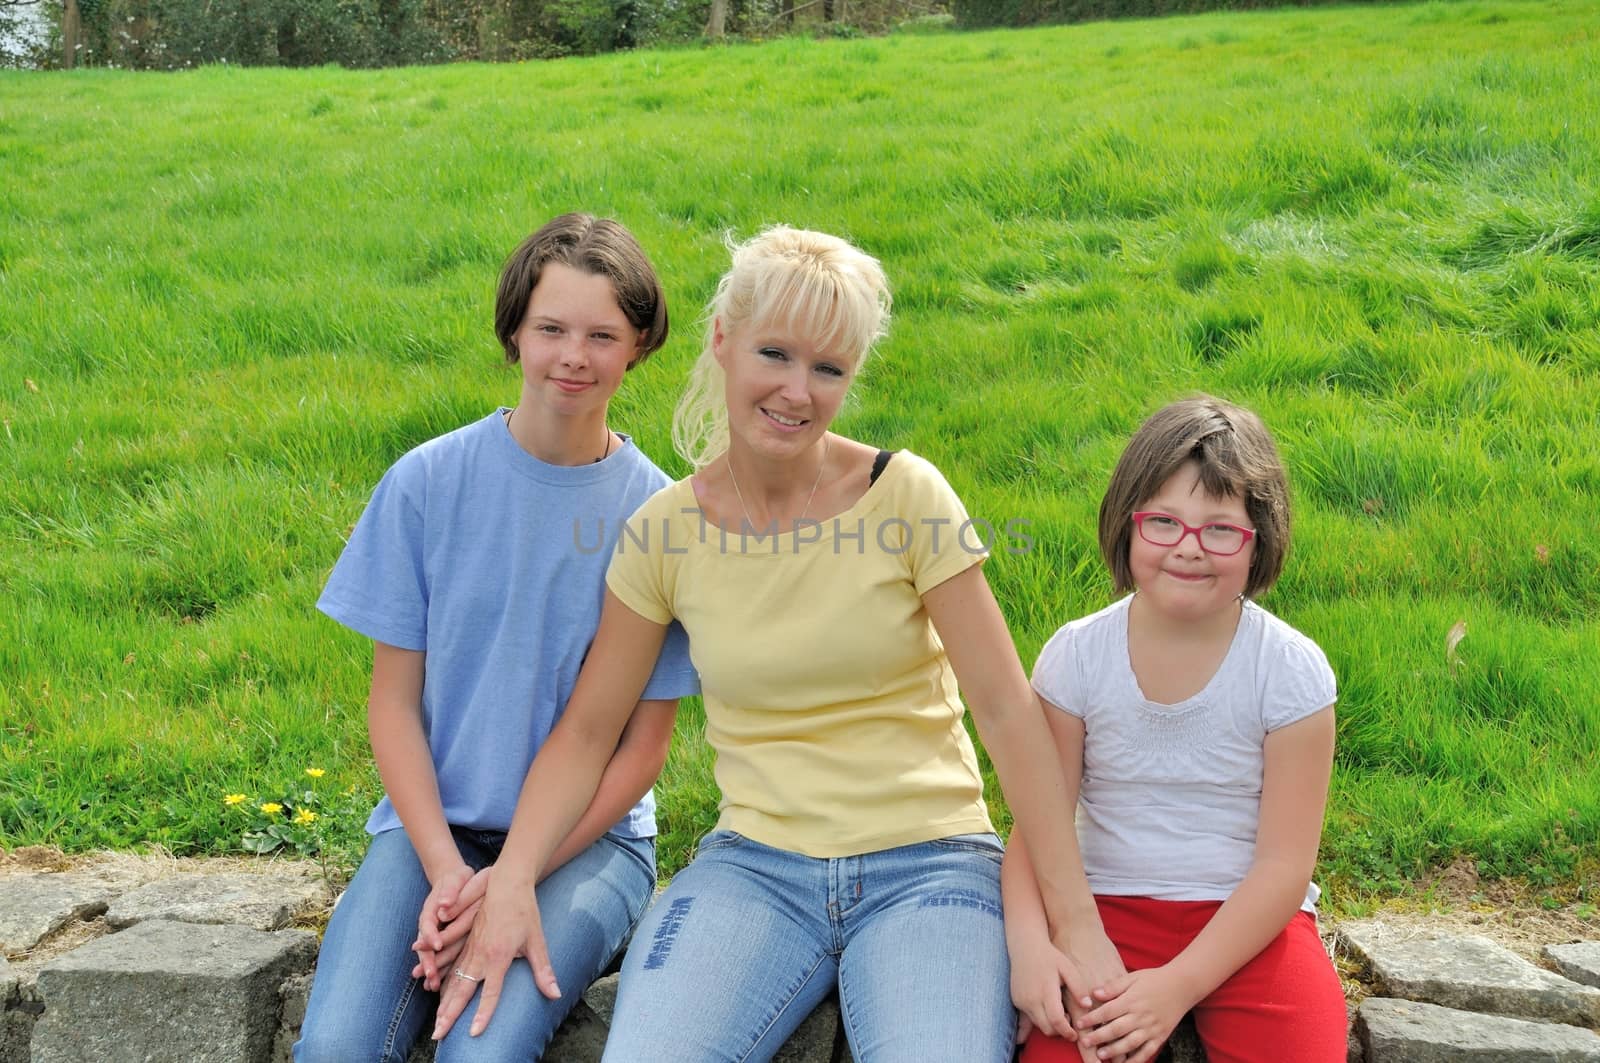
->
xmin=1261 ymin=635 xmax=1337 ymax=732
xmin=605 ymin=488 xmax=678 ymax=626
xmin=1031 ymin=624 xmax=1085 ymax=718
xmin=895 ymin=454 xmax=987 ymax=596
xmin=316 ymin=461 xmax=430 ymax=651
xmin=639 ymin=620 xmax=699 ymax=700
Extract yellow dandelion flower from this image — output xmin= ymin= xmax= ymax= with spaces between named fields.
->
xmin=260 ymin=802 xmax=283 ymax=815
xmin=304 ymin=767 xmax=326 ymax=779
xmin=293 ymin=809 xmax=318 ymax=825
xmin=223 ymin=793 xmax=247 ymax=806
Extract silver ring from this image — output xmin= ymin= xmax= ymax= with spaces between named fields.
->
xmin=452 ymin=970 xmax=481 ymax=983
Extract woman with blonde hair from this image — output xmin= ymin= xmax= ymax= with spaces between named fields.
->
xmin=433 ymin=227 xmax=1089 ymax=1061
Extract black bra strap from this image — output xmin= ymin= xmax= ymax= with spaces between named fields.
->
xmin=869 ymin=449 xmax=895 ymax=485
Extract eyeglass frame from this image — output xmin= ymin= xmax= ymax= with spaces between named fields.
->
xmin=1131 ymin=511 xmax=1257 ymax=557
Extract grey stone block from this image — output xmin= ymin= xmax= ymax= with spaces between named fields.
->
xmin=1339 ymin=921 xmax=1600 ymax=1028
xmin=107 ymin=873 xmax=328 ymax=932
xmin=270 ymin=972 xmax=313 ymax=1063
xmin=31 ymin=918 xmax=317 ymax=1063
xmin=581 ymin=972 xmax=620 ymax=1025
xmin=546 ymin=1001 xmax=609 ymax=1062
xmin=570 ymin=973 xmax=849 ymax=1062
xmin=0 ymin=873 xmax=119 ymax=953
xmin=773 ymin=995 xmax=840 ymax=1063
xmin=1357 ymin=997 xmax=1600 ymax=1061
xmin=1546 ymin=942 xmax=1600 ymax=990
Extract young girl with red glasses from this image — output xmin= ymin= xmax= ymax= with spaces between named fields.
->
xmin=1004 ymin=395 xmax=1346 ymax=1063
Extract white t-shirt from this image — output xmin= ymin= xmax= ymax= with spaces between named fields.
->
xmin=1031 ymin=596 xmax=1335 ymax=912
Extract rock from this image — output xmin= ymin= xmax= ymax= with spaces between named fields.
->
xmin=545 ymin=1001 xmax=610 ymax=1062
xmin=582 ymin=972 xmax=620 ymax=1025
xmin=1 ymin=956 xmax=35 ymax=1063
xmin=106 ymin=872 xmax=328 ymax=932
xmin=1339 ymin=921 xmax=1600 ymax=1028
xmin=773 ymin=995 xmax=843 ymax=1063
xmin=0 ymin=873 xmax=119 ymax=953
xmin=1158 ymin=1016 xmax=1206 ymax=1061
xmin=1546 ymin=943 xmax=1600 ymax=990
xmin=1357 ymin=997 xmax=1600 ymax=1061
xmin=30 ymin=919 xmax=317 ymax=1063
xmin=269 ymin=972 xmax=313 ymax=1063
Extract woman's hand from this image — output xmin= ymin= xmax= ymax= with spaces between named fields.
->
xmin=1056 ymin=925 xmax=1133 ymax=1061
xmin=1010 ymin=930 xmax=1083 ymax=1045
xmin=431 ymin=875 xmax=559 ymax=1041
xmin=1076 ymin=964 xmax=1196 ymax=1063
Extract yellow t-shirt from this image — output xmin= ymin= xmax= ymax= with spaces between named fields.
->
xmin=606 ymin=451 xmax=996 ymax=858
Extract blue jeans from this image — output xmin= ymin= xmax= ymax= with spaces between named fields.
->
xmin=601 ymin=831 xmax=1013 ymax=1063
xmin=295 ymin=826 xmax=655 ymax=1063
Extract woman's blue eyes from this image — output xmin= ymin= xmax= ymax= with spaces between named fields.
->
xmin=759 ymin=348 xmax=843 ymax=376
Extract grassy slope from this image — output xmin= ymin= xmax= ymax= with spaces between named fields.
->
xmin=1 ymin=0 xmax=1597 ymax=902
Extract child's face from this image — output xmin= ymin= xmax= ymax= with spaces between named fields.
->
xmin=512 ymin=262 xmax=642 ymax=417
xmin=1128 ymin=460 xmax=1255 ymax=621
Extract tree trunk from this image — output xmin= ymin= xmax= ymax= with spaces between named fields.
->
xmin=705 ymin=0 xmax=726 ymax=38
xmin=62 ymin=0 xmax=80 ymax=68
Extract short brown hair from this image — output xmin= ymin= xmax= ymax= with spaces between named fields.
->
xmin=1098 ymin=395 xmax=1291 ymax=599
xmin=494 ymin=213 xmax=668 ymax=366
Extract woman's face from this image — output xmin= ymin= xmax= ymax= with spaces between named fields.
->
xmin=714 ymin=315 xmax=856 ymax=463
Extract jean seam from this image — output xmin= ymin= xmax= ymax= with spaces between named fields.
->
xmin=381 ymin=976 xmax=420 ymax=1062
xmin=598 ymin=832 xmax=653 ymax=878
xmin=738 ymin=952 xmax=832 ymax=1063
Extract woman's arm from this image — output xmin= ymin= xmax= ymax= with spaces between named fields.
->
xmin=545 ymin=696 xmax=678 ymax=870
xmin=1076 ymin=706 xmax=1336 ymax=1063
xmin=431 ymin=590 xmax=670 ymax=1039
xmin=922 ymin=567 xmax=1098 ymax=944
xmin=1001 ymin=702 xmax=1126 ymax=1051
xmin=415 ymin=696 xmax=679 ymax=985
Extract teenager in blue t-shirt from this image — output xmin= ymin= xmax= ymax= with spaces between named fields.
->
xmin=295 ymin=214 xmax=698 ymax=1063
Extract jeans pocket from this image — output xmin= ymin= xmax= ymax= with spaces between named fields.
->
xmin=693 ymin=829 xmax=745 ymax=856
xmin=928 ymin=833 xmax=1005 ymax=863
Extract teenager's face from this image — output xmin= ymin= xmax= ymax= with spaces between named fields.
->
xmin=714 ymin=315 xmax=856 ymax=463
xmin=511 ymin=262 xmax=642 ymax=418
xmin=1128 ymin=461 xmax=1255 ymax=622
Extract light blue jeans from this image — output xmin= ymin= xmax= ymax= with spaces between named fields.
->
xmin=294 ymin=825 xmax=655 ymax=1063
xmin=601 ymin=830 xmax=1014 ymax=1063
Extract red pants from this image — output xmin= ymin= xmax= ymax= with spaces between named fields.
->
xmin=1019 ymin=896 xmax=1346 ymax=1063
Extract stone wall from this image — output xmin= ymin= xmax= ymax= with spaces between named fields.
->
xmin=4 ymin=864 xmax=1600 ymax=1061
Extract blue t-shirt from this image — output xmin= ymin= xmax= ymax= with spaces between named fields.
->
xmin=318 ymin=409 xmax=699 ymax=838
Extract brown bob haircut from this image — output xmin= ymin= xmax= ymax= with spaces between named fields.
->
xmin=494 ymin=213 xmax=669 ymax=367
xmin=1098 ymin=395 xmax=1291 ymax=599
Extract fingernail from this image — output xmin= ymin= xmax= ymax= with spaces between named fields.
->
xmin=470 ymin=1022 xmax=483 ymax=1037
xmin=431 ymin=1025 xmax=442 ymax=1040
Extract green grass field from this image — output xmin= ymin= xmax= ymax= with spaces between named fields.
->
xmin=2 ymin=0 xmax=1597 ymax=908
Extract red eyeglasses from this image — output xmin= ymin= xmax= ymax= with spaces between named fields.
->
xmin=1132 ymin=511 xmax=1256 ymax=557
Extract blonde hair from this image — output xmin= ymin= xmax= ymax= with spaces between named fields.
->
xmin=672 ymin=226 xmax=892 ymax=469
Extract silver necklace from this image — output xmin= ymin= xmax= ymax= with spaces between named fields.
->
xmin=504 ymin=407 xmax=611 ymax=463
xmin=727 ymin=436 xmax=831 ymax=532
